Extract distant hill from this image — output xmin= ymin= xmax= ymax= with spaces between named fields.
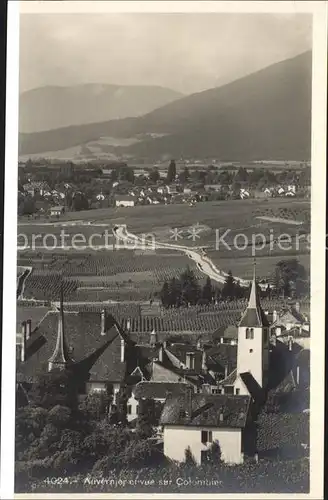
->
xmin=19 ymin=51 xmax=312 ymax=161
xmin=19 ymin=84 xmax=183 ymax=133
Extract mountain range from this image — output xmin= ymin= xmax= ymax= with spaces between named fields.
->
xmin=19 ymin=84 xmax=183 ymax=133
xmin=19 ymin=51 xmax=312 ymax=161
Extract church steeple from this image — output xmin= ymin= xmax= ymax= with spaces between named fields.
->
xmin=239 ymin=260 xmax=269 ymax=327
xmin=48 ymin=285 xmax=71 ymax=371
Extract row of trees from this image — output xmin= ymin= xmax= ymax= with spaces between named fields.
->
xmin=159 ymin=267 xmax=249 ymax=308
xmin=159 ymin=259 xmax=309 ymax=308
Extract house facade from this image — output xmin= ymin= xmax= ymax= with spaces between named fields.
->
xmin=115 ymin=196 xmax=135 ymax=207
xmin=160 ymin=391 xmax=252 ymax=465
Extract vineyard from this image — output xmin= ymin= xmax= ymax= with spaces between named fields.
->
xmin=21 ymin=271 xmax=78 ymax=301
xmin=17 ymin=250 xmax=203 ymax=280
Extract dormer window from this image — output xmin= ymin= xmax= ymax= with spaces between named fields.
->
xmin=246 ymin=328 xmax=254 ymax=339
xmin=186 ymin=352 xmax=195 ymax=370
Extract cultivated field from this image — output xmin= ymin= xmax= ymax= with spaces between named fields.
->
xmin=17 ymin=198 xmax=310 ymax=302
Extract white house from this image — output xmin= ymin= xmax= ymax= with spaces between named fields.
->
xmin=115 ymin=195 xmax=135 ymax=207
xmin=160 ymin=389 xmax=252 ymax=465
xmin=50 ymin=205 xmax=65 ymax=217
xmin=127 ymin=381 xmax=192 ymax=422
xmin=240 ymin=189 xmax=250 ymax=199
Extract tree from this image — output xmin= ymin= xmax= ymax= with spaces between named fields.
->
xmin=221 ymin=270 xmax=236 ymax=300
xmin=180 ymin=267 xmax=201 ymax=305
xmin=78 ymin=390 xmax=112 ymax=421
xmin=179 ymin=167 xmax=190 ymax=183
xmin=207 ymin=440 xmax=222 ymax=465
xmin=28 ymin=370 xmax=79 ymax=410
xmin=235 ymin=167 xmax=249 ymax=183
xmin=136 ymin=398 xmax=155 ymax=439
xmin=149 ymin=168 xmax=160 ymax=183
xmin=184 ymin=446 xmax=197 ymax=466
xmin=18 ymin=197 xmax=36 ymax=216
xmin=274 ymin=259 xmax=308 ymax=298
xmin=160 ymin=281 xmax=170 ymax=308
xmin=167 ymin=160 xmax=177 ymax=183
xmin=202 ymin=277 xmax=213 ymax=303
xmin=72 ymin=192 xmax=89 ymax=211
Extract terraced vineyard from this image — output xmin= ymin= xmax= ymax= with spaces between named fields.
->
xmin=22 ymin=271 xmax=78 ymax=301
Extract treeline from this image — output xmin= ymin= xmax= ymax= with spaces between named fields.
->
xmin=159 ymin=267 xmax=248 ymax=308
xmin=159 ymin=260 xmax=309 ymax=308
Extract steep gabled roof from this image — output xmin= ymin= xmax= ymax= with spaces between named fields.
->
xmin=239 ymin=265 xmax=269 ymax=328
xmin=160 ymin=393 xmax=251 ymax=428
xmin=134 ymin=381 xmax=192 ymax=400
xmin=16 ymin=310 xmax=130 ymax=383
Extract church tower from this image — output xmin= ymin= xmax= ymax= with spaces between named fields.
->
xmin=48 ymin=286 xmax=71 ymax=372
xmin=236 ymin=264 xmax=269 ymax=388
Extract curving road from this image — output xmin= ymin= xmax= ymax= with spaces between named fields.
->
xmin=114 ymin=225 xmax=249 ymax=287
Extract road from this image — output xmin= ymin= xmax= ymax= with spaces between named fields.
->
xmin=114 ymin=225 xmax=249 ymax=287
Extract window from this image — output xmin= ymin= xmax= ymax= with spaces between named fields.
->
xmin=236 ymin=388 xmax=240 ymax=395
xmin=127 ymin=405 xmax=132 ymax=415
xmin=246 ymin=328 xmax=254 ymax=339
xmin=201 ymin=430 xmax=212 ymax=444
xmin=179 ymin=409 xmax=186 ymax=419
xmin=212 ymin=388 xmax=219 ymax=394
xmin=249 ymin=349 xmax=253 ymax=353
xmin=186 ymin=353 xmax=195 ymax=370
xmin=224 ymin=386 xmax=234 ymax=395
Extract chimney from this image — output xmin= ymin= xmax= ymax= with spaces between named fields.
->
xmin=197 ymin=338 xmax=202 ymax=349
xmin=20 ymin=322 xmax=27 ymax=362
xmin=219 ymin=411 xmax=224 ymax=422
xmin=288 ymin=336 xmax=293 ymax=351
xmin=224 ymin=365 xmax=228 ymax=379
xmin=185 ymin=386 xmax=193 ymax=421
xmin=158 ymin=345 xmax=163 ymax=363
xmin=150 ymin=329 xmax=157 ymax=347
xmin=126 ymin=318 xmax=131 ymax=332
xmin=295 ymin=301 xmax=300 ymax=313
xmin=163 ymin=340 xmax=167 ymax=349
xmin=26 ymin=319 xmax=32 ymax=340
xmin=201 ymin=350 xmax=207 ymax=371
xmin=272 ymin=310 xmax=277 ymax=323
xmin=296 ymin=365 xmax=300 ymax=385
xmin=100 ymin=309 xmax=106 ymax=335
xmin=120 ymin=338 xmax=125 ymax=362
xmin=220 ymin=337 xmax=224 ymax=344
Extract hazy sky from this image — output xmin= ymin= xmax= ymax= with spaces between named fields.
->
xmin=19 ymin=13 xmax=312 ymax=94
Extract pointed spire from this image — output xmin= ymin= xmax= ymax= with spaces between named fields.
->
xmin=238 ymin=259 xmax=269 ymax=327
xmin=248 ymin=259 xmax=260 ymax=309
xmin=48 ymin=283 xmax=71 ymax=371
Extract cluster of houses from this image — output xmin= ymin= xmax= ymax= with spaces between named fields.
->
xmin=16 ymin=267 xmax=310 ymax=465
xmin=114 ymin=183 xmax=205 ymax=207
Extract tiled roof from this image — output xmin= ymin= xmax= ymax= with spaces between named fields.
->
xmin=239 ymin=307 xmax=269 ymax=327
xmin=16 ymin=306 xmax=51 ymax=334
xmin=220 ymin=368 xmax=237 ymax=386
xmin=134 ymin=381 xmax=193 ymax=400
xmin=16 ymin=311 xmax=131 ymax=383
xmin=205 ymin=344 xmax=237 ymax=373
xmin=160 ymin=393 xmax=251 ymax=428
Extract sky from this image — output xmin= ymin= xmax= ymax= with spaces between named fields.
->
xmin=19 ymin=13 xmax=312 ymax=95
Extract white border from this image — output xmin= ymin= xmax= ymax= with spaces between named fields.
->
xmin=1 ymin=1 xmax=327 ymax=499
xmin=1 ymin=1 xmax=19 ymax=499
